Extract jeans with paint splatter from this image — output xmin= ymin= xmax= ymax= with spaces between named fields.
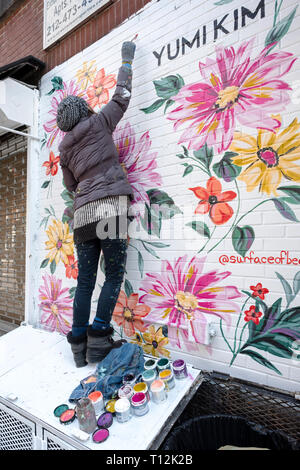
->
xmin=73 ymin=235 xmax=128 ymax=329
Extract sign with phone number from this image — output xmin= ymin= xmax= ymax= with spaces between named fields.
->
xmin=43 ymin=0 xmax=111 ymax=49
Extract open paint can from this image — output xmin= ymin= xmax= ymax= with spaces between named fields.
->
xmin=157 ymin=357 xmax=171 ymax=372
xmin=133 ymin=382 xmax=150 ymax=402
xmin=88 ymin=391 xmax=104 ymax=415
xmin=142 ymin=369 xmax=157 ymax=390
xmin=172 ymin=359 xmax=188 ymax=379
xmin=131 ymin=392 xmax=149 ymax=417
xmin=114 ymin=398 xmax=131 ymax=423
xmin=92 ymin=427 xmax=109 ymax=444
xmin=118 ymin=384 xmax=134 ymax=401
xmin=150 ymin=379 xmax=167 ymax=404
xmin=144 ymin=358 xmax=157 ymax=372
xmin=105 ymin=399 xmax=117 ymax=414
xmin=159 ymin=369 xmax=176 ymax=391
xmin=122 ymin=373 xmax=136 ymax=386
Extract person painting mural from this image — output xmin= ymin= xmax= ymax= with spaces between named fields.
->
xmin=56 ymin=40 xmax=137 ymax=367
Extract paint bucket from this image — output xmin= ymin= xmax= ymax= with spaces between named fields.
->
xmin=118 ymin=384 xmax=134 ymax=401
xmin=105 ymin=399 xmax=117 ymax=414
xmin=157 ymin=357 xmax=171 ymax=372
xmin=133 ymin=382 xmax=150 ymax=402
xmin=88 ymin=391 xmax=104 ymax=415
xmin=172 ymin=359 xmax=188 ymax=380
xmin=142 ymin=369 xmax=157 ymax=391
xmin=131 ymin=392 xmax=149 ymax=417
xmin=114 ymin=398 xmax=132 ymax=423
xmin=159 ymin=369 xmax=176 ymax=391
xmin=144 ymin=358 xmax=157 ymax=372
xmin=150 ymin=379 xmax=167 ymax=404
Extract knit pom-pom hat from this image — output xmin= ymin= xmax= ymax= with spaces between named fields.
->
xmin=56 ymin=95 xmax=89 ymax=132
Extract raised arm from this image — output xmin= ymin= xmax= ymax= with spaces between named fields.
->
xmin=99 ymin=41 xmax=136 ymax=133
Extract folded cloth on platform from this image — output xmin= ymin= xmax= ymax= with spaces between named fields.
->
xmin=69 ymin=343 xmax=144 ymax=402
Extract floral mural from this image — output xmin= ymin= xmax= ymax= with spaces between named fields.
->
xmin=38 ymin=0 xmax=300 ymax=381
xmin=139 ymin=254 xmax=241 ymax=352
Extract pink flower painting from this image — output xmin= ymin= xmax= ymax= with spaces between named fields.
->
xmin=43 ymin=80 xmax=86 ymax=149
xmin=113 ymin=121 xmax=163 ymax=217
xmin=167 ymin=39 xmax=296 ymax=154
xmin=38 ymin=273 xmax=73 ymax=335
xmin=139 ymin=255 xmax=241 ymax=351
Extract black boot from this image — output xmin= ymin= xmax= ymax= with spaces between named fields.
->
xmin=86 ymin=326 xmax=127 ymax=364
xmin=67 ymin=331 xmax=88 ymax=368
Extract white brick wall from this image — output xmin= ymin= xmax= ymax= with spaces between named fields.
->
xmin=37 ymin=0 xmax=300 ymax=393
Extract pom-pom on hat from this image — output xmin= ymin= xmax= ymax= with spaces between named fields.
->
xmin=56 ymin=95 xmax=89 ymax=132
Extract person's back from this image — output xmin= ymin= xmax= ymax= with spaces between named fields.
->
xmin=55 ymin=41 xmax=137 ymax=368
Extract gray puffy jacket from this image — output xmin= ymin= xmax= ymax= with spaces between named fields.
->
xmin=58 ymin=65 xmax=134 ymax=212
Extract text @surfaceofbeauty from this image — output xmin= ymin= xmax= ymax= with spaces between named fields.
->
xmin=219 ymin=251 xmax=300 ymax=266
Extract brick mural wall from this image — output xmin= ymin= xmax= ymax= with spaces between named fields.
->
xmin=0 ymin=133 xmax=27 ymax=330
xmin=37 ymin=0 xmax=300 ymax=393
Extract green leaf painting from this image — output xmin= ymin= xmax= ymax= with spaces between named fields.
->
xmin=214 ymin=0 xmax=234 ymax=4
xmin=46 ymin=76 xmax=64 ymax=95
xmin=232 ymin=226 xmax=255 ymax=257
xmin=124 ymin=278 xmax=134 ymax=298
xmin=140 ymin=99 xmax=166 ymax=114
xmin=186 ymin=221 xmax=211 ymax=239
xmin=278 ymin=186 xmax=300 ymax=204
xmin=272 ymin=198 xmax=299 ymax=222
xmin=154 ymin=74 xmax=185 ymax=99
xmin=213 ymin=152 xmax=241 ymax=182
xmin=265 ymin=5 xmax=298 ymax=53
xmin=141 ymin=74 xmax=184 ymax=114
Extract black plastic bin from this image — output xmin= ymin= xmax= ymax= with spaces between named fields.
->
xmin=162 ymin=414 xmax=299 ymax=450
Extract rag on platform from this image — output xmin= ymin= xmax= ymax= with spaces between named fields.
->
xmin=69 ymin=343 xmax=144 ymax=401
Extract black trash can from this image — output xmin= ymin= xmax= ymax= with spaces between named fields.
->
xmin=162 ymin=414 xmax=299 ymax=450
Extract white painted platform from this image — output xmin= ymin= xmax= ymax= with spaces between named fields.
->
xmin=0 ymin=325 xmax=202 ymax=450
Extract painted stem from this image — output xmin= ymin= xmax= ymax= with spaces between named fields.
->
xmin=274 ymin=0 xmax=283 ymax=26
xmin=233 ymin=295 xmax=251 ymax=354
xmin=234 ymin=199 xmax=271 ymax=227
xmin=187 ymin=155 xmax=212 ymax=176
xmin=197 ymin=226 xmax=216 ymax=253
xmin=219 ymin=319 xmax=234 ymax=353
xmin=230 ymin=323 xmax=248 ymax=366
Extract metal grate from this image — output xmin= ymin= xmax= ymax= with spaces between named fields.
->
xmin=0 ymin=407 xmax=34 ymax=450
xmin=173 ymin=371 xmax=300 ymax=445
xmin=46 ymin=438 xmax=65 ymax=450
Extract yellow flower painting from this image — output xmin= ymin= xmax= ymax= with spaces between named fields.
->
xmin=76 ymin=60 xmax=97 ymax=90
xmin=45 ymin=219 xmax=74 ymax=265
xmin=142 ymin=326 xmax=170 ymax=358
xmin=230 ymin=116 xmax=300 ymax=196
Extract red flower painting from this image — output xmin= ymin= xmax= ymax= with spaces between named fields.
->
xmin=64 ymin=255 xmax=78 ymax=280
xmin=189 ymin=176 xmax=237 ymax=225
xmin=244 ymin=305 xmax=263 ymax=325
xmin=112 ymin=291 xmax=151 ymax=337
xmin=86 ymin=68 xmax=116 ymax=108
xmin=250 ymin=283 xmax=269 ymax=300
xmin=42 ymin=151 xmax=60 ymax=176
